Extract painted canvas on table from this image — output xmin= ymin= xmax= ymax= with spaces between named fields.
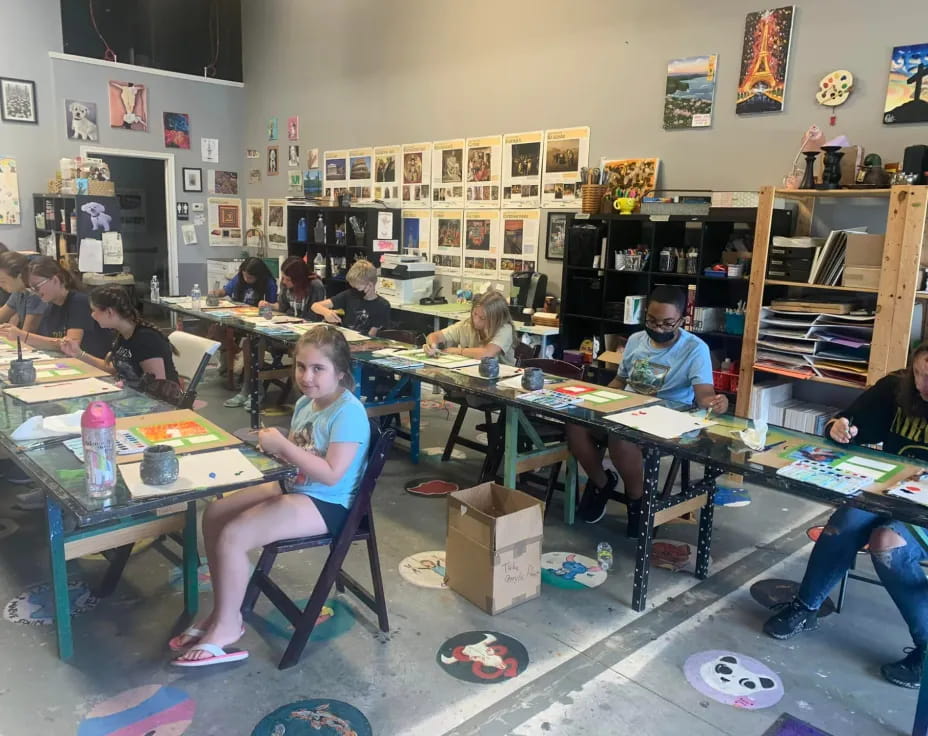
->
xmin=64 ymin=100 xmax=99 ymax=141
xmin=664 ymin=55 xmax=718 ymax=129
xmin=108 ymin=80 xmax=148 ymax=130
xmin=162 ymin=112 xmax=190 ymax=149
xmin=735 ymin=7 xmax=795 ymax=115
xmin=884 ymin=43 xmax=928 ymax=125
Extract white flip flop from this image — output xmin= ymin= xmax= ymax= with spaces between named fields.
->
xmin=171 ymin=643 xmax=249 ymax=667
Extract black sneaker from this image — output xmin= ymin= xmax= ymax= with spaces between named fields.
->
xmin=881 ymin=646 xmax=925 ymax=689
xmin=763 ymin=598 xmax=819 ymax=640
xmin=579 ymin=470 xmax=618 ymax=524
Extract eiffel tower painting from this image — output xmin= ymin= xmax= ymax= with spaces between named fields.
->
xmin=736 ymin=6 xmax=795 ymax=115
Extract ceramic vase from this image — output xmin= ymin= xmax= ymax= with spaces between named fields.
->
xmin=8 ymin=359 xmax=35 ymax=385
xmin=140 ymin=444 xmax=180 ymax=486
xmin=521 ymin=367 xmax=544 ymax=390
xmin=478 ymin=357 xmax=500 ymax=379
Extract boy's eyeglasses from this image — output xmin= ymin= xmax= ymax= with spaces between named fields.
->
xmin=644 ymin=316 xmax=682 ymax=330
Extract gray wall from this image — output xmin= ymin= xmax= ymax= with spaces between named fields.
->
xmin=0 ymin=0 xmax=245 ymax=291
xmin=240 ymin=0 xmax=928 ymax=293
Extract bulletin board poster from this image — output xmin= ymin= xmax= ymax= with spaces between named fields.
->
xmin=401 ymin=142 xmax=432 ymax=207
xmin=323 ymin=149 xmax=348 ymax=201
xmin=402 ymin=209 xmax=431 ymax=259
xmin=207 ymin=197 xmax=242 ymax=246
xmin=541 ymin=126 xmax=589 ymax=209
xmin=499 ymin=209 xmax=539 ymax=277
xmin=464 ymin=210 xmax=501 ymax=279
xmin=431 ymin=210 xmax=463 ymax=275
xmin=373 ymin=145 xmax=401 ymax=208
xmin=347 ymin=147 xmax=373 ymax=203
xmin=245 ymin=198 xmax=265 ymax=249
xmin=0 ymin=157 xmax=21 ymax=225
xmin=502 ymin=131 xmax=543 ymax=209
xmin=464 ymin=135 xmax=502 ymax=209
xmin=431 ymin=139 xmax=465 ymax=209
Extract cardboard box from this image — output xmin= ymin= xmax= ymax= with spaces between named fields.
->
xmin=445 ymin=483 xmax=543 ymax=615
xmin=842 ymin=266 xmax=881 ymax=289
xmin=845 ymin=233 xmax=885 ymax=268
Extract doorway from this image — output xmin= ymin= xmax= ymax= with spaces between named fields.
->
xmin=81 ymin=146 xmax=179 ymax=295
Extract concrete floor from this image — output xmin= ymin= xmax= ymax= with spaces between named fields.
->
xmin=0 ymin=364 xmax=922 ymax=735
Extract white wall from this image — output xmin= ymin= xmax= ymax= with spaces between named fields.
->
xmin=240 ymin=0 xmax=928 ymax=292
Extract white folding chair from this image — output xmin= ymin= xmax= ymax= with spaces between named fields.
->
xmin=168 ymin=331 xmax=221 ymax=408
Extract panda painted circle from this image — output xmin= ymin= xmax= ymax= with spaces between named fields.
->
xmin=683 ymin=650 xmax=783 ymax=709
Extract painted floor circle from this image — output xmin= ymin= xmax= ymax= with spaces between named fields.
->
xmin=683 ymin=649 xmax=784 ymax=709
xmin=437 ymin=631 xmax=529 ymax=684
xmin=251 ymin=699 xmax=372 ymax=736
xmin=398 ymin=550 xmax=448 ymax=588
xmin=404 ymin=478 xmax=459 ymax=497
xmin=541 ymin=552 xmax=607 ymax=589
xmin=78 ymin=684 xmax=195 ymax=735
xmin=4 ymin=579 xmax=98 ymax=625
xmin=749 ymin=578 xmax=835 ymax=618
xmin=255 ymin=597 xmax=355 ymax=642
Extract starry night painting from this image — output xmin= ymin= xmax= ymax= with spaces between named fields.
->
xmin=883 ymin=43 xmax=928 ymax=125
xmin=736 ymin=6 xmax=795 ymax=115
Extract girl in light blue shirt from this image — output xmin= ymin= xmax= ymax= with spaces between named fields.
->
xmin=171 ymin=325 xmax=370 ymax=668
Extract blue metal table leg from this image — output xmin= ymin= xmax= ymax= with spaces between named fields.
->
xmin=46 ymin=496 xmax=73 ymax=660
xmin=352 ymin=363 xmax=363 ymax=398
xmin=564 ymin=455 xmax=577 ymax=525
xmin=409 ymin=378 xmax=421 ymax=464
xmin=182 ymin=502 xmax=199 ymax=618
xmin=504 ymin=408 xmax=519 ymax=488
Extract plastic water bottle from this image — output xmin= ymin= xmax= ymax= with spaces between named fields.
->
xmin=313 ymin=252 xmax=325 ymax=278
xmin=190 ymin=283 xmax=202 ymax=310
xmin=297 ymin=216 xmax=308 ymax=242
xmin=150 ymin=274 xmax=159 ymax=303
xmin=82 ymin=402 xmax=116 ymax=499
xmin=313 ymin=214 xmax=325 ymax=244
xmin=597 ymin=541 xmax=614 ymax=572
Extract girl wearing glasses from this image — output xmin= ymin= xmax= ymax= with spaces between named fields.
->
xmin=0 ymin=252 xmax=46 ymax=334
xmin=566 ymin=285 xmax=727 ymax=536
xmin=0 ymin=256 xmax=112 ymax=358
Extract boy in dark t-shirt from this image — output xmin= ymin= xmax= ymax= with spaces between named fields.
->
xmin=311 ymin=260 xmax=390 ymax=336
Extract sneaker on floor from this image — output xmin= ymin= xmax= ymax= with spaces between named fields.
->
xmin=13 ymin=488 xmax=45 ymax=510
xmin=881 ymin=646 xmax=925 ymax=689
xmin=763 ymin=598 xmax=819 ymax=640
xmin=579 ymin=470 xmax=618 ymax=524
xmin=223 ymin=393 xmax=247 ymax=408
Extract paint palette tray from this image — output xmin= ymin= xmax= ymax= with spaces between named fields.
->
xmin=64 ymin=430 xmax=147 ymax=462
xmin=776 ymin=459 xmax=870 ymax=496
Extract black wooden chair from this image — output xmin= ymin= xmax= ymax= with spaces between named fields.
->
xmin=241 ymin=420 xmax=395 ymax=669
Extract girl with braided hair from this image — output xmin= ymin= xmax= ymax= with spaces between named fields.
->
xmin=61 ymin=284 xmax=179 ymax=390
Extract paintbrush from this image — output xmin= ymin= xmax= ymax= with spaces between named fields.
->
xmin=16 ymin=337 xmax=21 ymax=361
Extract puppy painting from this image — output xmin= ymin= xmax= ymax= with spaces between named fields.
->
xmin=65 ymin=99 xmax=99 ymax=142
xmin=80 ymin=201 xmax=113 ymax=232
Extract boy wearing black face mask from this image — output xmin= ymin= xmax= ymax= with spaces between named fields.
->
xmin=311 ymin=260 xmax=390 ymax=337
xmin=565 ymin=285 xmax=728 ymax=536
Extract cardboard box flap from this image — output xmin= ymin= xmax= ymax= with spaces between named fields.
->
xmin=448 ymin=483 xmax=544 ymax=551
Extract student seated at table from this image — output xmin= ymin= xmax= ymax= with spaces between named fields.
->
xmin=764 ymin=341 xmax=928 ymax=689
xmin=60 ymin=284 xmax=180 ymax=397
xmin=311 ymin=259 xmax=390 ymax=337
xmin=170 ymin=325 xmax=370 ymax=667
xmin=211 ymin=256 xmax=277 ymax=305
xmin=0 ymin=256 xmax=112 ymax=359
xmin=258 ymin=255 xmax=325 ymax=320
xmin=566 ymin=285 xmax=727 ymax=537
xmin=424 ymin=289 xmax=515 ymax=364
xmin=0 ymin=251 xmax=45 ymax=333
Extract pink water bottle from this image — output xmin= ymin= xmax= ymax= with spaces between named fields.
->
xmin=82 ymin=401 xmax=116 ymax=498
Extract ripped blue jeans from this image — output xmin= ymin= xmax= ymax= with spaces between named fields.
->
xmin=797 ymin=506 xmax=928 ymax=647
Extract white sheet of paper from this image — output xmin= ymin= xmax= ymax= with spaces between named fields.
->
xmin=377 ymin=211 xmax=394 ymax=239
xmin=120 ymin=447 xmax=263 ymax=498
xmin=605 ymin=405 xmax=716 ymax=439
xmin=496 ymin=374 xmax=529 ymax=391
xmin=201 ymin=137 xmax=219 ymax=163
xmin=101 ymin=231 xmax=123 ymax=264
xmin=181 ymin=223 xmax=198 ymax=245
xmin=4 ymin=378 xmax=120 ymax=403
xmin=78 ymin=238 xmax=103 ymax=272
xmin=193 ymin=214 xmax=206 ymax=226
xmin=335 ymin=327 xmax=371 ymax=342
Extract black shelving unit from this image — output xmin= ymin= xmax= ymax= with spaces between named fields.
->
xmin=33 ymin=193 xmax=79 ymax=259
xmin=555 ymin=208 xmax=792 ymax=385
xmin=286 ymin=204 xmax=401 ymax=297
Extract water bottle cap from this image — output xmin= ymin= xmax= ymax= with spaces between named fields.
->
xmin=81 ymin=401 xmax=115 ymax=428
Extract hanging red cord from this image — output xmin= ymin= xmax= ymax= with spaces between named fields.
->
xmin=87 ymin=0 xmax=117 ymax=62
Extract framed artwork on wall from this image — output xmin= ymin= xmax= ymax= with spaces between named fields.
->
xmin=0 ymin=77 xmax=37 ymax=123
xmin=546 ymin=213 xmax=568 ymax=260
xmin=182 ymin=167 xmax=203 ymax=192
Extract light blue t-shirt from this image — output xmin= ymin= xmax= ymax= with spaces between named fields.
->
xmin=617 ymin=329 xmax=712 ymax=405
xmin=286 ymin=389 xmax=370 ymax=508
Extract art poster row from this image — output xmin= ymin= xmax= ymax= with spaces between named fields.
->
xmin=401 ymin=209 xmax=539 ymax=280
xmin=322 ymin=127 xmax=589 ymax=211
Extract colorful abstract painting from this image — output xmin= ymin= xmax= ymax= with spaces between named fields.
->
xmin=163 ymin=112 xmax=190 ymax=149
xmin=736 ymin=6 xmax=795 ymax=114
